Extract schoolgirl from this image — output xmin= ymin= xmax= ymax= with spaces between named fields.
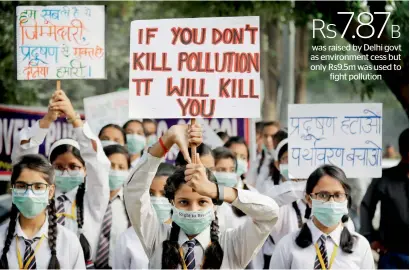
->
xmin=98 ymin=124 xmax=127 ymax=148
xmin=113 ymin=162 xmax=176 ymax=269
xmin=0 ymin=154 xmax=85 ymax=269
xmin=122 ymin=119 xmax=147 ymax=168
xmin=270 ymin=165 xmax=374 ymax=269
xmin=11 ymin=90 xmax=110 ymax=267
xmin=124 ymin=123 xmax=279 ymax=269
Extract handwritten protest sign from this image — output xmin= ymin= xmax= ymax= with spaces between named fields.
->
xmin=16 ymin=5 xmax=105 ymax=80
xmin=288 ymin=103 xmax=383 ymax=178
xmin=128 ymin=16 xmax=260 ymax=119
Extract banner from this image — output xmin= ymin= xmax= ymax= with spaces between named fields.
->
xmin=0 ymin=105 xmax=77 ymax=179
xmin=16 ymin=5 xmax=105 ymax=80
xmin=288 ymin=103 xmax=383 ymax=178
xmin=128 ymin=16 xmax=261 ymax=119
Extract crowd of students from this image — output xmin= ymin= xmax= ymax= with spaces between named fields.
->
xmin=1 ymin=89 xmax=408 ymax=269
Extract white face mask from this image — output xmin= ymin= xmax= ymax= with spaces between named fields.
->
xmin=279 ymin=164 xmax=289 ymax=181
xmin=213 ymin=172 xmax=238 ymax=187
xmin=101 ymin=140 xmax=119 ymax=148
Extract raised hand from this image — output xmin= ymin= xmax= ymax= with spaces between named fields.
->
xmin=184 ymin=154 xmax=217 ymax=198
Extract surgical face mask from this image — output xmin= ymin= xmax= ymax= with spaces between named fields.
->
xmin=147 ymin=135 xmax=157 ymax=147
xmin=55 ymin=170 xmax=85 ymax=193
xmin=12 ymin=189 xmax=49 ymax=219
xmin=214 ymin=172 xmax=238 ymax=187
xmin=126 ymin=134 xmax=146 ymax=155
xmin=101 ymin=140 xmax=119 ymax=148
xmin=311 ymin=199 xmax=348 ymax=227
xmin=172 ymin=206 xmax=214 ymax=235
xmin=151 ymin=196 xmax=172 ymax=223
xmin=279 ymin=164 xmax=289 ymax=181
xmin=236 ymin=158 xmax=248 ymax=176
xmin=109 ymin=169 xmax=129 ymax=191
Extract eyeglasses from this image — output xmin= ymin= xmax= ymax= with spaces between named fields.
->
xmin=309 ymin=192 xmax=348 ymax=202
xmin=53 ymin=164 xmax=83 ymax=172
xmin=54 ymin=167 xmax=83 ymax=177
xmin=12 ymin=182 xmax=49 ymax=195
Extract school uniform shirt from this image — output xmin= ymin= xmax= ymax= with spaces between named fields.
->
xmin=113 ymin=227 xmax=150 ymax=269
xmin=11 ymin=120 xmax=111 ymax=259
xmin=93 ymin=189 xmax=129 ymax=266
xmin=263 ymin=181 xmax=306 ymax=207
xmin=124 ymin=152 xmax=280 ymax=269
xmin=0 ymin=215 xmax=86 ymax=269
xmin=246 ymin=151 xmax=271 ymax=191
xmin=216 ymin=202 xmax=236 ymax=230
xmin=269 ymin=219 xmax=374 ymax=269
xmin=130 ymin=156 xmax=141 ymax=169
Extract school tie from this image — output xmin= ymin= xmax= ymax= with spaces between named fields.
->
xmin=95 ymin=201 xmax=113 ymax=268
xmin=56 ymin=194 xmax=68 ymax=225
xmin=23 ymin=237 xmax=41 ymax=270
xmin=314 ymin=235 xmax=328 ymax=269
xmin=184 ymin=239 xmax=196 ymax=269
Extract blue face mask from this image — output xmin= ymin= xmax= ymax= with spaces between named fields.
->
xmin=172 ymin=207 xmax=214 ymax=235
xmin=151 ymin=196 xmax=172 ymax=223
xmin=279 ymin=164 xmax=289 ymax=181
xmin=12 ymin=189 xmax=49 ymax=219
xmin=312 ymin=199 xmax=348 ymax=227
xmin=147 ymin=135 xmax=157 ymax=147
xmin=55 ymin=170 xmax=85 ymax=193
xmin=109 ymin=169 xmax=129 ymax=191
xmin=126 ymin=134 xmax=146 ymax=155
xmin=236 ymin=158 xmax=248 ymax=176
xmin=101 ymin=140 xmax=119 ymax=148
xmin=214 ymin=172 xmax=238 ymax=187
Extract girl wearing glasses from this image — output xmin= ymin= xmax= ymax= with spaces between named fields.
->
xmin=0 ymin=154 xmax=85 ymax=269
xmin=11 ymin=89 xmax=110 ymax=268
xmin=269 ymin=165 xmax=374 ymax=269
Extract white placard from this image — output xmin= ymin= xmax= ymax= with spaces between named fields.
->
xmin=288 ymin=103 xmax=383 ymax=178
xmin=83 ymin=91 xmax=223 ymax=149
xmin=16 ymin=5 xmax=105 ymax=80
xmin=128 ymin=16 xmax=260 ymax=119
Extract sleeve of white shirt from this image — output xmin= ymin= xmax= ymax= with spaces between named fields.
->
xmin=11 ymin=120 xmax=49 ymax=164
xmin=74 ymin=123 xmax=110 ymax=248
xmin=360 ymin=238 xmax=376 ymax=269
xmin=112 ymin=231 xmax=130 ymax=269
xmin=263 ymin=181 xmax=306 ymax=207
xmin=269 ymin=234 xmax=292 ymax=269
xmin=245 ymin=159 xmax=259 ymax=187
xmin=223 ymin=189 xmax=279 ymax=267
xmin=124 ymin=152 xmax=165 ymax=259
xmin=71 ymin=232 xmax=87 ymax=269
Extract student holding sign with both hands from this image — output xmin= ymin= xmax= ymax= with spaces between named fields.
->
xmin=124 ymin=123 xmax=280 ymax=269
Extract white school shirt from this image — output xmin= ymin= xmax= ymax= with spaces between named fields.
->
xmin=11 ymin=121 xmax=111 ymax=259
xmin=246 ymin=152 xmax=271 ymax=190
xmin=0 ymin=216 xmax=86 ymax=269
xmin=124 ymin=152 xmax=280 ymax=269
xmin=92 ymin=189 xmax=129 ymax=266
xmin=269 ymin=219 xmax=374 ymax=269
xmin=113 ymin=227 xmax=150 ymax=269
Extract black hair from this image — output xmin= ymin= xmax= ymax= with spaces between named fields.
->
xmin=103 ymin=144 xmax=131 ymax=169
xmin=175 ymin=143 xmax=213 ymax=167
xmin=257 ymin=130 xmax=286 ymax=176
xmin=255 ymin=121 xmax=264 ymax=135
xmin=122 ymin=119 xmax=143 ymax=131
xmin=212 ymin=147 xmax=237 ymax=170
xmin=49 ymin=144 xmax=92 ymax=265
xmin=295 ymin=165 xmax=355 ymax=253
xmin=268 ymin=131 xmax=288 ymax=185
xmin=216 ymin=131 xmax=229 ymax=142
xmin=98 ymin=123 xmax=127 ymax=144
xmin=398 ymin=128 xmax=409 ymax=157
xmin=1 ymin=154 xmax=60 ymax=269
xmin=224 ymin=136 xmax=249 ymax=161
xmin=156 ymin=163 xmax=176 ymax=178
xmin=162 ymin=167 xmax=223 ymax=269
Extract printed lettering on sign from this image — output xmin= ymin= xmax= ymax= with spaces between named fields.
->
xmin=288 ymin=103 xmax=383 ymax=179
xmin=128 ymin=17 xmax=261 ymax=119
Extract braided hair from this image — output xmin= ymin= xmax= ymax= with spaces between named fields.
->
xmin=49 ymin=145 xmax=91 ymax=263
xmin=295 ymin=165 xmax=356 ymax=253
xmin=162 ymin=167 xmax=224 ymax=269
xmin=1 ymin=154 xmax=60 ymax=269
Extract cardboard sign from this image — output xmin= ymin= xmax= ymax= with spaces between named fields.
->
xmin=16 ymin=5 xmax=105 ymax=80
xmin=288 ymin=103 xmax=383 ymax=178
xmin=128 ymin=16 xmax=260 ymax=119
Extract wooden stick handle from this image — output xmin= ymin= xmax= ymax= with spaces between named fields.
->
xmin=191 ymin=118 xmax=197 ymax=164
xmin=56 ymin=80 xmax=61 ymax=90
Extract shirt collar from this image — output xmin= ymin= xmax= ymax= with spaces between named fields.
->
xmin=15 ymin=214 xmax=49 ymax=240
xmin=111 ymin=189 xmax=124 ymax=202
xmin=55 ymin=186 xmax=79 ymax=203
xmin=178 ymin=225 xmax=211 ymax=251
xmin=307 ymin=219 xmax=343 ymax=246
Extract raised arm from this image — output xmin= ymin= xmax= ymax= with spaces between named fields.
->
xmin=124 ymin=124 xmax=202 ymax=257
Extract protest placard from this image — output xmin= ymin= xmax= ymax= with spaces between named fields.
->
xmin=288 ymin=103 xmax=383 ymax=178
xmin=128 ymin=16 xmax=260 ymax=119
xmin=16 ymin=5 xmax=105 ymax=80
